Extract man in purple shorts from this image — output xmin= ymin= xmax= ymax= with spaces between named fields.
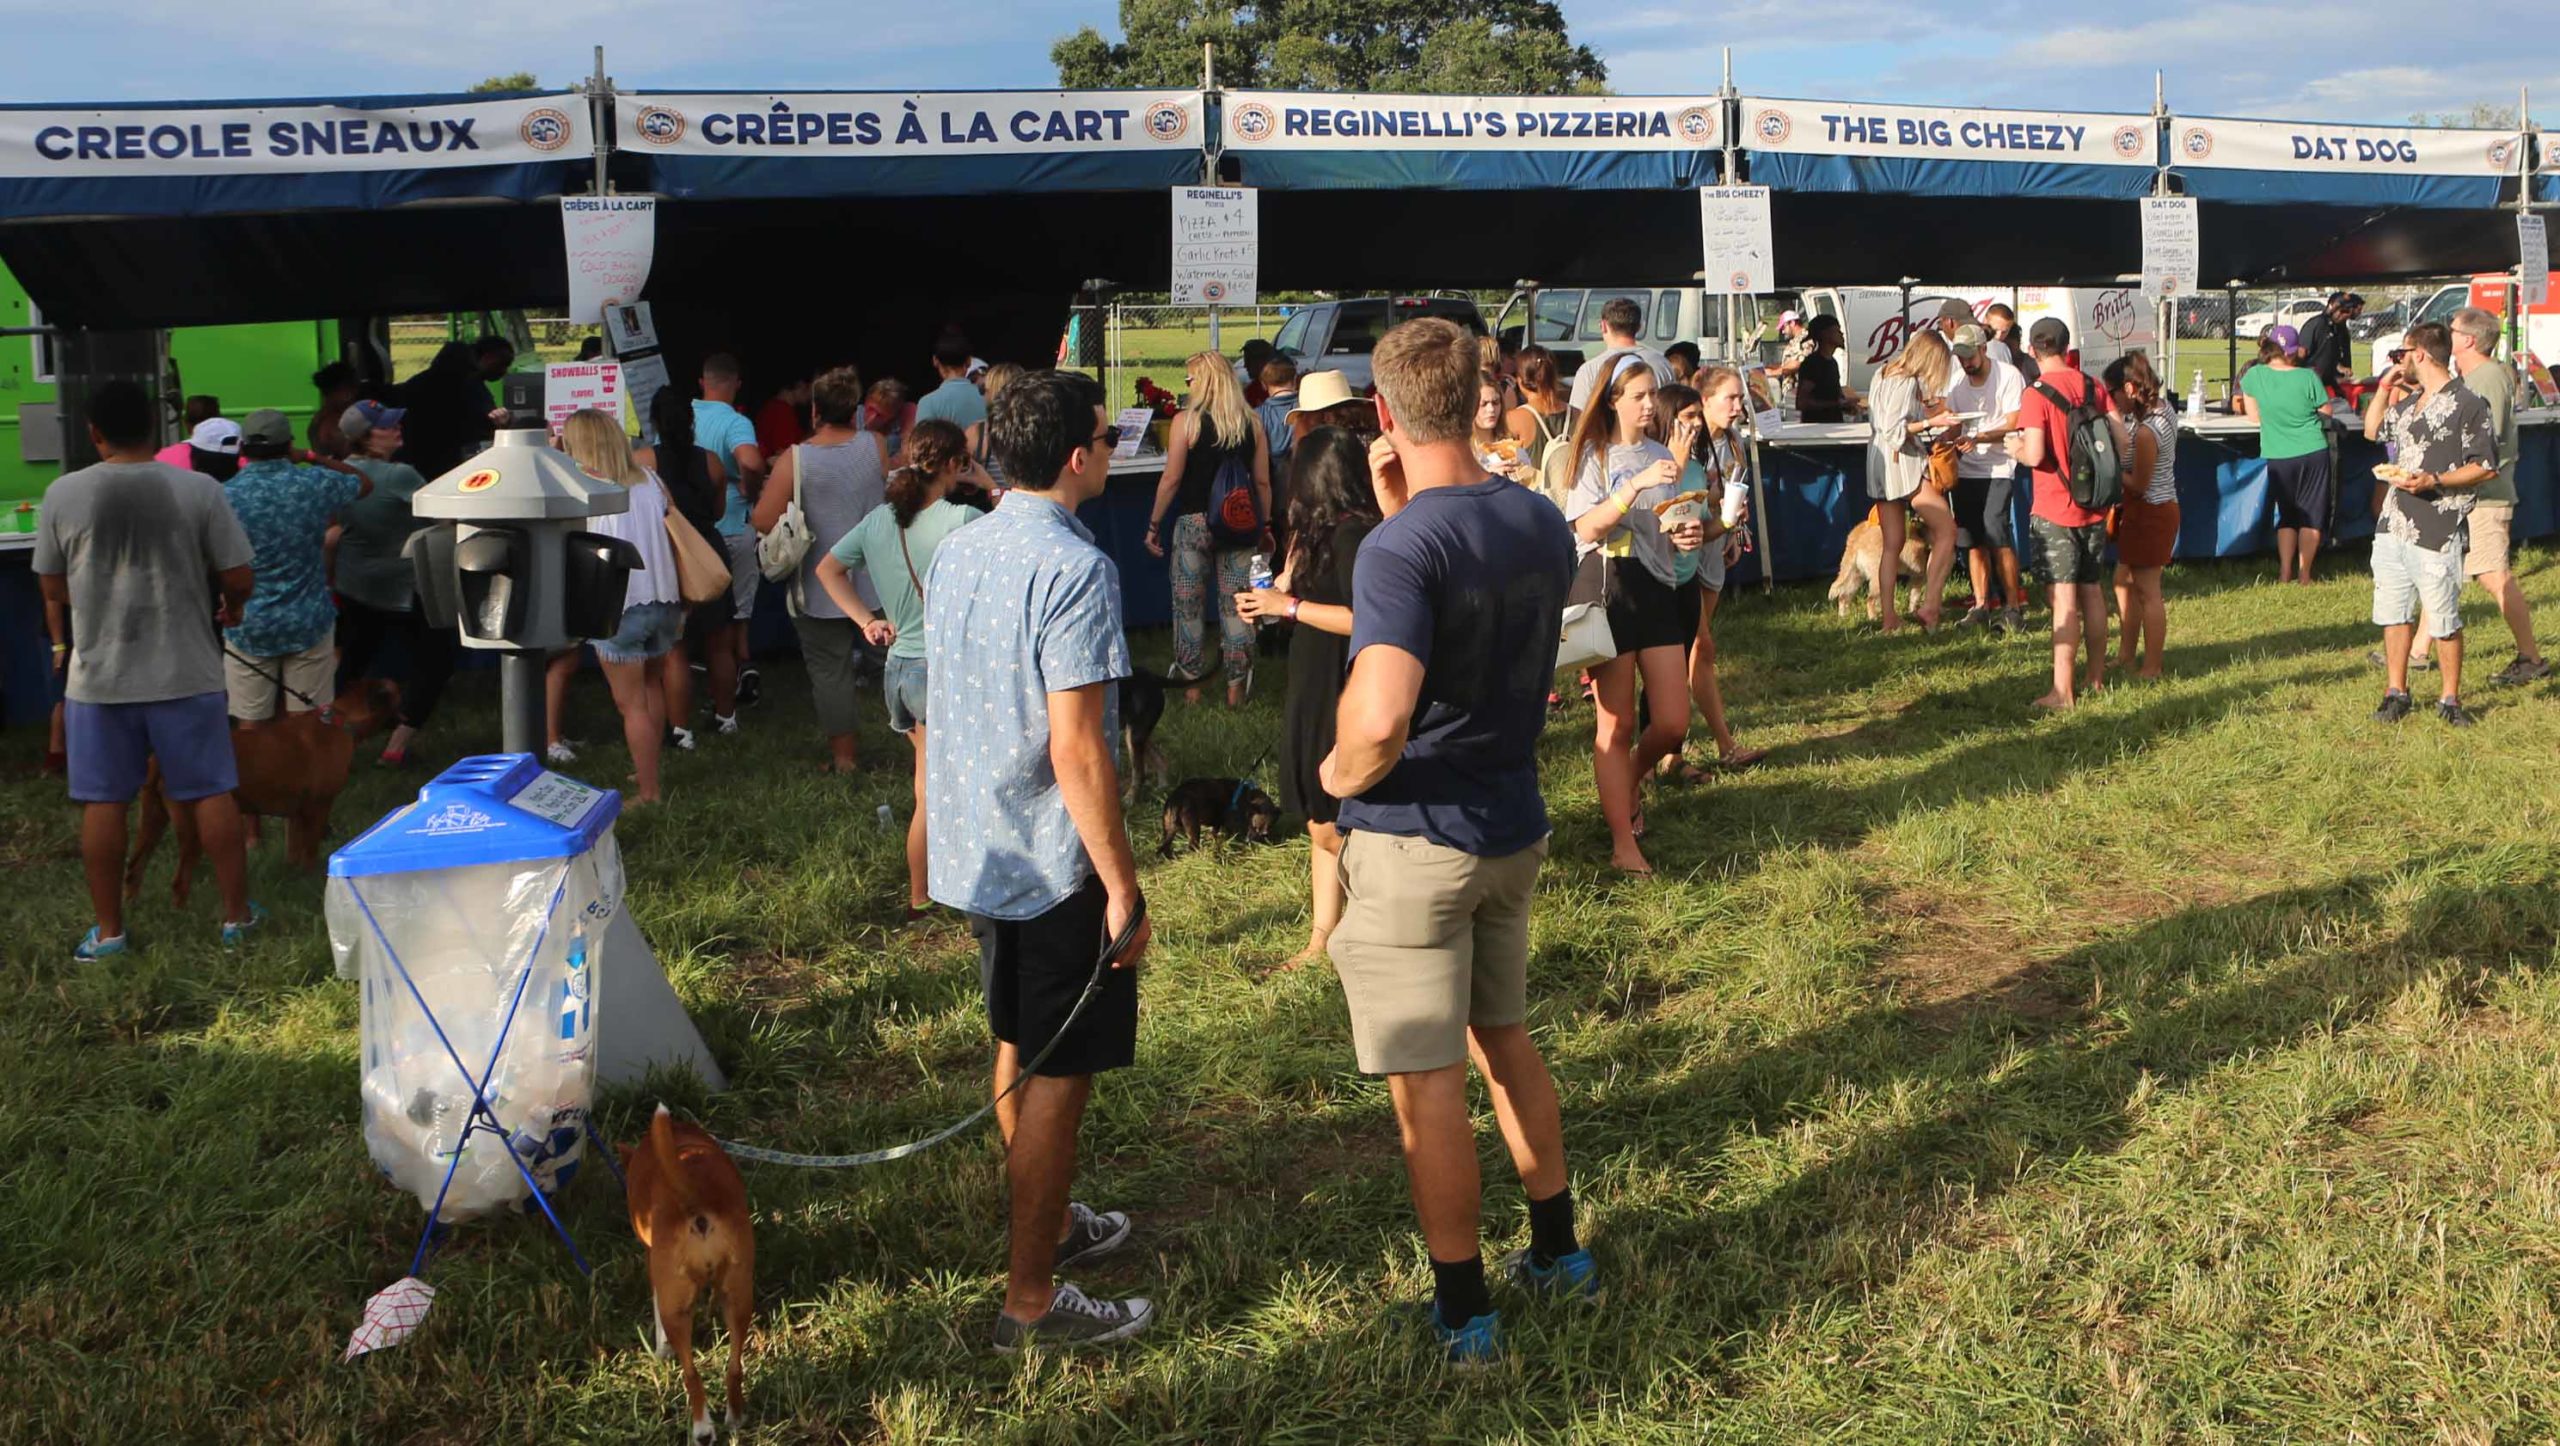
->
xmin=35 ymin=380 xmax=261 ymax=959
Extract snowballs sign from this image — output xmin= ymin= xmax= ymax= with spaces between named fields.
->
xmin=616 ymin=91 xmax=1202 ymax=157
xmin=0 ymin=95 xmax=581 ymax=176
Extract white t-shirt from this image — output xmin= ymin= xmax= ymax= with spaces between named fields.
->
xmin=1946 ymin=363 xmax=2025 ymax=478
xmin=589 ymin=469 xmax=680 ymax=609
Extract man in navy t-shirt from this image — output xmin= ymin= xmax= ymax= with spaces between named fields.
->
xmin=1320 ymin=316 xmax=1585 ymax=1364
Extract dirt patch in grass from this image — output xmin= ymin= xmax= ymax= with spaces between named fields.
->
xmin=726 ymin=947 xmax=841 ymax=1012
xmin=1875 ymin=876 xmax=2248 ymax=1031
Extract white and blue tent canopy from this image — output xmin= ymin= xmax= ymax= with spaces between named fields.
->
xmin=2167 ymin=115 xmax=2529 ymax=209
xmin=612 ymin=90 xmax=1206 ymax=197
xmin=0 ymin=91 xmax=588 ymax=220
xmin=1737 ymin=96 xmax=2159 ymax=201
xmin=1219 ymin=90 xmax=1723 ymax=190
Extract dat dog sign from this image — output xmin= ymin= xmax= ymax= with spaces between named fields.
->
xmin=2170 ymin=116 xmax=2525 ymax=176
xmin=616 ymin=91 xmax=1202 ymax=156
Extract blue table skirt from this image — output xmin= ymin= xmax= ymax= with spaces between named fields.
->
xmin=1729 ymin=422 xmax=2559 ymax=587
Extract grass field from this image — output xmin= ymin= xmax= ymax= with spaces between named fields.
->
xmin=12 ymin=550 xmax=2560 ymax=1441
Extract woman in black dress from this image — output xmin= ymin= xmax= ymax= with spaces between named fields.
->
xmin=1233 ymin=427 xmax=1377 ymax=971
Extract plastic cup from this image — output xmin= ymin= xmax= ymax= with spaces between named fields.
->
xmin=1720 ymin=486 xmax=1748 ymax=528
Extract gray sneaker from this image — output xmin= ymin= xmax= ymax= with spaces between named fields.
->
xmin=1997 ymin=605 xmax=2027 ymax=637
xmin=991 ymin=1283 xmax=1156 ymax=1353
xmin=2492 ymin=656 xmax=2551 ymax=687
xmin=1055 ymin=1201 xmax=1132 ymax=1271
xmin=1955 ymin=606 xmax=1994 ymax=630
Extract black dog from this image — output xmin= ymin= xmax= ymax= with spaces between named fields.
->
xmin=1117 ymin=670 xmax=1174 ymax=802
xmin=1159 ymin=777 xmax=1281 ymax=857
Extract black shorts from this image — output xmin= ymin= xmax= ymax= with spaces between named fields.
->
xmin=1952 ymin=473 xmax=2015 ymax=551
xmin=2266 ymin=451 xmax=2334 ymax=532
xmin=971 ymin=876 xmax=1137 ymax=1077
xmin=1604 ymin=560 xmax=1700 ymax=655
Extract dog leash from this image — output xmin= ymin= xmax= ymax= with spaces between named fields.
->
xmin=707 ymin=898 xmax=1147 ymax=1170
xmin=222 ymin=643 xmax=328 ymax=716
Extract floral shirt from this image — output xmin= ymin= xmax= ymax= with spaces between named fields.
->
xmin=2379 ymin=379 xmax=2496 ymax=552
xmin=223 ymin=458 xmax=362 ymax=656
xmin=921 ymin=491 xmax=1128 ymax=921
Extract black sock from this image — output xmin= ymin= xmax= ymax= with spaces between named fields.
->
xmin=1528 ymin=1186 xmax=1580 ymax=1267
xmin=1430 ymin=1254 xmax=1491 ymax=1330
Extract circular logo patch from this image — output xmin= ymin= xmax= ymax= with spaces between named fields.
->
xmin=2178 ymin=125 xmax=2214 ymax=162
xmin=1201 ymin=280 xmax=1229 ymax=302
xmin=1752 ymin=109 xmax=1793 ymax=146
xmin=1675 ymin=106 xmax=1718 ymax=146
xmin=1231 ymin=102 xmax=1277 ymax=145
xmin=2111 ymin=124 xmax=2148 ymax=159
xmin=1142 ymin=100 xmax=1191 ymax=144
xmin=458 ymin=468 xmax=502 ymax=493
xmin=519 ymin=107 xmax=573 ymax=153
xmin=635 ymin=105 xmax=687 ymax=146
xmin=1728 ymin=270 xmax=1753 ymax=291
xmin=2486 ymin=138 xmax=2518 ymax=172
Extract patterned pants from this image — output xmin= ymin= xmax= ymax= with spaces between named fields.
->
xmin=1169 ymin=512 xmax=1255 ymax=687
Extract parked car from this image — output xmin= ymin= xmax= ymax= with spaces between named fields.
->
xmin=2175 ymin=294 xmax=2233 ymax=339
xmin=2348 ymin=298 xmax=2411 ymax=340
xmin=1262 ymin=295 xmax=1485 ymax=392
xmin=2232 ymin=294 xmax=2327 ymax=339
xmin=1490 ymin=286 xmax=1780 ymax=380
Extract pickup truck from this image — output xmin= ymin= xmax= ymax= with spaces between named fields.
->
xmin=1263 ymin=295 xmax=1486 ymax=392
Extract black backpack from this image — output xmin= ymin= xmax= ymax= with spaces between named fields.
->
xmin=2029 ymin=374 xmax=2123 ymax=510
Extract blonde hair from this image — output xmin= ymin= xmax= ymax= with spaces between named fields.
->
xmin=1880 ymin=329 xmax=1954 ymax=394
xmin=1369 ymin=317 xmax=1476 ymax=445
xmin=559 ymin=408 xmax=641 ymax=486
xmin=980 ymin=361 xmax=1025 ymax=408
xmin=1179 ymin=350 xmax=1252 ymax=449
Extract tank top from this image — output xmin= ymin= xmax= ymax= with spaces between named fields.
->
xmin=2138 ymin=406 xmax=2178 ymax=505
xmin=1174 ymin=414 xmax=1253 ymax=518
xmin=793 ymin=435 xmax=889 ymax=617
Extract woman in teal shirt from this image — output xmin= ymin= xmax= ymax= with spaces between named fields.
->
xmin=2238 ymin=324 xmax=2336 ymax=584
xmin=814 ymin=418 xmax=978 ymax=920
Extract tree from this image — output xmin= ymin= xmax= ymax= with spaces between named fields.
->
xmin=469 ymin=72 xmax=540 ymax=94
xmin=1054 ymin=0 xmax=1606 ymax=96
xmin=2408 ymin=102 xmax=2519 ymax=129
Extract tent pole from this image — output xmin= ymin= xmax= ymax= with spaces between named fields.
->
xmin=1723 ymin=45 xmax=1774 ymax=593
xmin=588 ymin=46 xmax=610 ymax=199
xmin=2226 ymin=281 xmax=2241 ymax=409
xmin=2155 ymin=70 xmax=2176 ymax=393
xmin=2513 ymin=83 xmax=2532 ymax=373
xmin=1201 ymin=42 xmax=1220 ymax=356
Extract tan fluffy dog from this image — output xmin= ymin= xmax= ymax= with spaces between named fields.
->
xmin=623 ymin=1107 xmax=754 ymax=1443
xmin=1828 ymin=506 xmax=1932 ymax=619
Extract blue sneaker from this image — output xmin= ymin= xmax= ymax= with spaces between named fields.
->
xmin=73 ymin=928 xmax=129 ymax=962
xmin=1505 ymin=1248 xmax=1602 ymax=1302
xmin=219 ymin=902 xmax=269 ymax=948
xmin=1431 ymin=1308 xmax=1502 ymax=1366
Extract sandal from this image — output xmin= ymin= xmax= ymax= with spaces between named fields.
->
xmin=1718 ymin=746 xmax=1769 ymax=770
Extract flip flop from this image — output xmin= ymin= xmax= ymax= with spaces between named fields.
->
xmin=1719 ymin=747 xmax=1769 ymax=770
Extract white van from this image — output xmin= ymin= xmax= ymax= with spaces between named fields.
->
xmin=1797 ymin=285 xmax=2159 ymax=390
xmin=1491 ymin=286 xmax=1769 ymax=377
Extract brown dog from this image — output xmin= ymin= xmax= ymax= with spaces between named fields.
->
xmin=124 ymin=678 xmax=399 ymax=904
xmin=1828 ymin=506 xmax=1932 ymax=620
xmin=622 ymin=1106 xmax=753 ymax=1444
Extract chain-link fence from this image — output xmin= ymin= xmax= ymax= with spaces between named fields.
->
xmin=386 ymin=316 xmax=587 ymax=378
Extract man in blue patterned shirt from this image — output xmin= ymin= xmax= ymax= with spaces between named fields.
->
xmin=221 ymin=408 xmax=368 ymax=724
xmin=923 ymin=369 xmax=1155 ymax=1352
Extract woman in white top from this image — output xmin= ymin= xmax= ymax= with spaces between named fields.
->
xmin=553 ymin=408 xmax=680 ymax=804
xmin=1864 ymin=329 xmax=1962 ymax=632
xmin=1561 ymin=352 xmax=1708 ymax=876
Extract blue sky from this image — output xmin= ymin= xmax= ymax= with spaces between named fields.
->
xmin=0 ymin=0 xmax=2549 ymax=127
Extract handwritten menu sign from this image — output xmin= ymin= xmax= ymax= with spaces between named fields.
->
xmin=1172 ymin=186 xmax=1257 ymax=306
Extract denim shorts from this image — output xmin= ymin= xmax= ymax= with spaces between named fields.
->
xmin=884 ymin=652 xmax=928 ymax=733
xmin=722 ymin=531 xmax=760 ymax=620
xmin=66 ymin=690 xmax=238 ymax=804
xmin=595 ymin=600 xmax=682 ymax=663
xmin=2370 ymin=532 xmax=2464 ymax=639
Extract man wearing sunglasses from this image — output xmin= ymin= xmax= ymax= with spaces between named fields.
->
xmin=924 ymin=369 xmax=1158 ymax=1351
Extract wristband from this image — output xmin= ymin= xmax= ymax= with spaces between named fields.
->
xmin=1285 ymin=598 xmax=1301 ymax=621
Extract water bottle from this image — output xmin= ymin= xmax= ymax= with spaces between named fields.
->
xmin=1247 ymin=552 xmax=1275 ymax=627
xmin=2186 ymin=367 xmax=2206 ymax=420
xmin=875 ymin=803 xmax=895 ymax=831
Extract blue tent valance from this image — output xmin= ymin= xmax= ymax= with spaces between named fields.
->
xmin=1738 ymin=97 xmax=2158 ymax=201
xmin=1220 ymin=91 xmax=1722 ymax=192
xmin=2168 ymin=116 xmax=2527 ymax=210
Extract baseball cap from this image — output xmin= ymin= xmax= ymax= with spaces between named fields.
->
xmin=239 ymin=408 xmax=295 ymax=450
xmin=340 ymin=399 xmax=408 ymax=442
xmin=2266 ymin=323 xmax=2303 ymax=354
xmin=1949 ymin=324 xmax=1987 ymax=358
xmin=188 ymin=417 xmax=242 ymax=454
xmin=1777 ymin=309 xmax=1802 ymax=327
xmin=1936 ymin=298 xmax=1975 ymax=324
xmin=2028 ymin=316 xmax=2071 ymax=354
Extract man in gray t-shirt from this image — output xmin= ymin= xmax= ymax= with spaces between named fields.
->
xmin=34 ymin=380 xmax=260 ymax=959
xmin=2445 ymin=306 xmax=2544 ymax=684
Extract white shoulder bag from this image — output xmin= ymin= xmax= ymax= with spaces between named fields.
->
xmin=756 ymin=443 xmax=815 ymax=582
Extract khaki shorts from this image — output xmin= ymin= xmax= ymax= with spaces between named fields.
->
xmin=2464 ymin=502 xmax=2513 ymax=579
xmin=224 ymin=638 xmax=334 ymax=720
xmin=1327 ymin=832 xmax=1548 ymax=1075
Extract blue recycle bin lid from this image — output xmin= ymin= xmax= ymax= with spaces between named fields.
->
xmin=329 ymin=753 xmax=622 ymax=880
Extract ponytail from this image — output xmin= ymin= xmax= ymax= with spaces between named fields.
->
xmin=890 ymin=417 xmax=970 ymax=529
xmin=887 ymin=463 xmax=935 ymax=528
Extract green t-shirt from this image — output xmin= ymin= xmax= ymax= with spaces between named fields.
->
xmin=335 ymin=456 xmax=431 ymax=611
xmin=826 ymin=498 xmax=975 ymax=659
xmin=2241 ymin=364 xmax=2331 ymax=460
xmin=2463 ymin=362 xmax=2519 ymax=506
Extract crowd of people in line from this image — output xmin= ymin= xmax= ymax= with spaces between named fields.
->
xmin=24 ymin=277 xmax=2538 ymax=1361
